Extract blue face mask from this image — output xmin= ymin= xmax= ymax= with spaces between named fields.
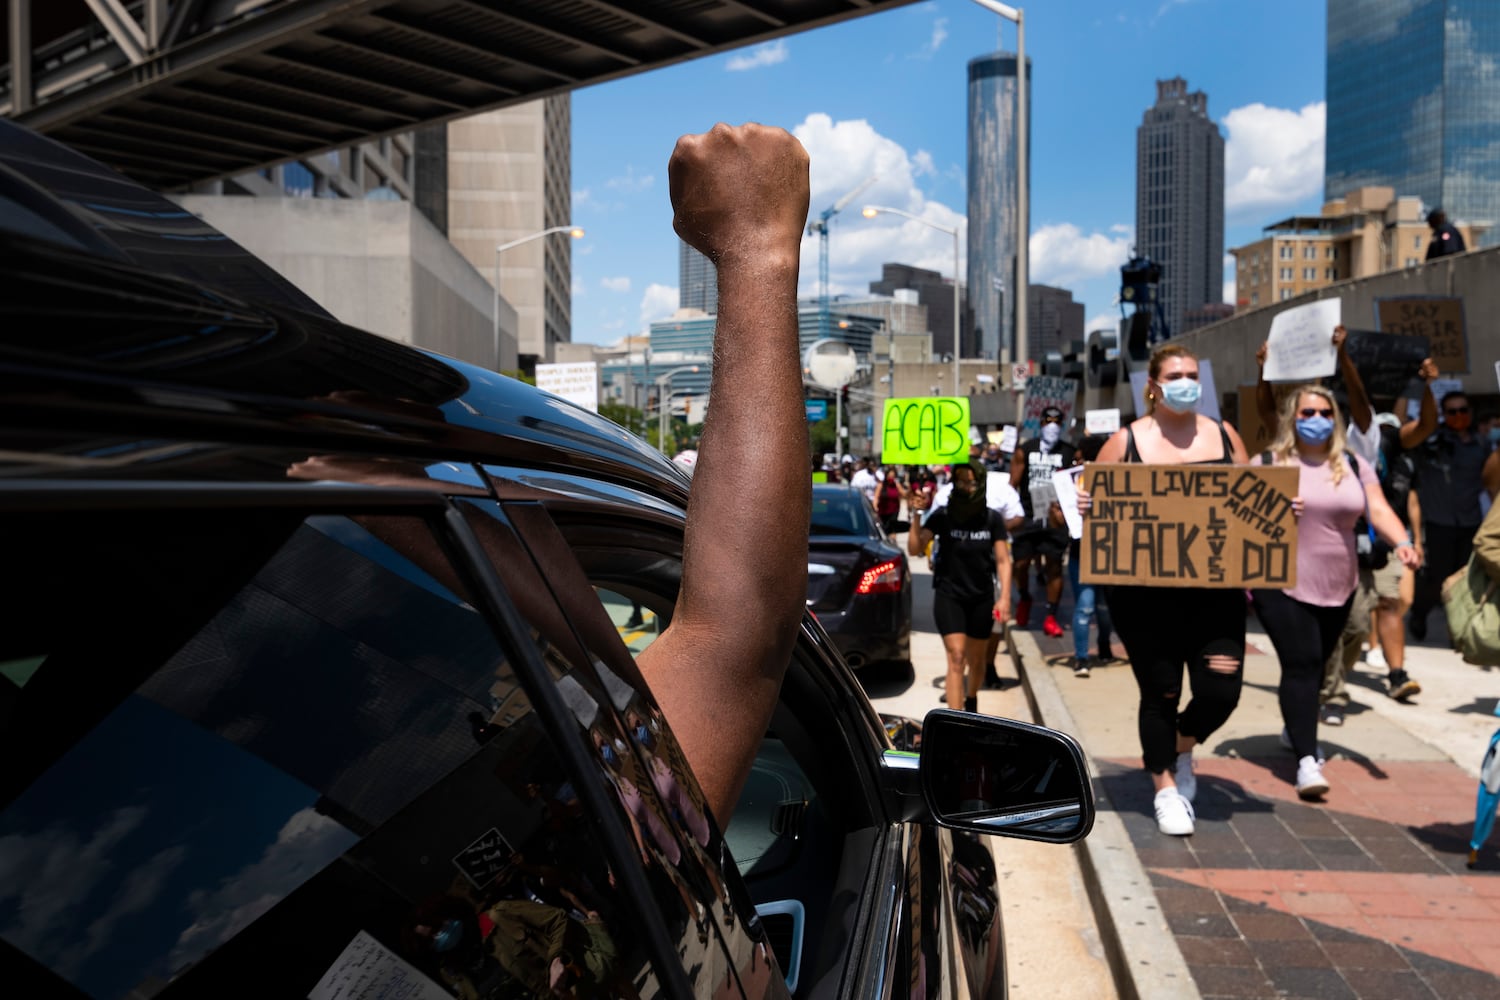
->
xmin=432 ymin=919 xmax=464 ymax=953
xmin=599 ymin=741 xmax=618 ymax=767
xmin=634 ymin=723 xmax=651 ymax=745
xmin=1295 ymin=415 xmax=1335 ymax=444
xmin=1158 ymin=379 xmax=1202 ymax=414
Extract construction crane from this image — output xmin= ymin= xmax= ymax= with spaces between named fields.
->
xmin=808 ymin=175 xmax=877 ymax=341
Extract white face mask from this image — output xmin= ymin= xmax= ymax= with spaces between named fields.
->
xmin=1040 ymin=423 xmax=1062 ymax=446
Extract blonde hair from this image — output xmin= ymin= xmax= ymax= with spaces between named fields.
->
xmin=1144 ymin=344 xmax=1198 ymax=416
xmin=1267 ymin=384 xmax=1348 ymax=485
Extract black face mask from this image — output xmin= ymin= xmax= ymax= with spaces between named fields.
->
xmin=949 ymin=462 xmax=987 ymax=522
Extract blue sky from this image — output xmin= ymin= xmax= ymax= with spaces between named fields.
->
xmin=568 ymin=0 xmax=1328 ymax=346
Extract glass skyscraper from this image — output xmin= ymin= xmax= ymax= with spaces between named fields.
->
xmin=678 ymin=241 xmax=717 ymax=315
xmin=967 ymin=52 xmax=1030 ymax=364
xmin=1326 ymin=0 xmax=1500 ymax=242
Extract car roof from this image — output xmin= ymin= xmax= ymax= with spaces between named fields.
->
xmin=0 ymin=123 xmax=689 ymax=504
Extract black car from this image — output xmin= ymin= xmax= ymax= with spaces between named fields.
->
xmin=807 ymin=486 xmax=912 ymax=670
xmin=0 ymin=121 xmax=1092 ymax=1000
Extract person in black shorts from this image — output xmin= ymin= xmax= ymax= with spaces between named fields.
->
xmin=1009 ymin=406 xmax=1076 ymax=637
xmin=908 ymin=462 xmax=1013 ymax=712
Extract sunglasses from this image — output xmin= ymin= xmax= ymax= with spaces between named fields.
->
xmin=1445 ymin=406 xmax=1470 ymax=415
xmin=1299 ymin=407 xmax=1334 ymax=418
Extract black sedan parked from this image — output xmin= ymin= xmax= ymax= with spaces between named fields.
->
xmin=0 ymin=120 xmax=1092 ymax=1000
xmin=807 ymin=486 xmax=912 ymax=670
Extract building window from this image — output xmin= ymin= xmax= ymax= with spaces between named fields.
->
xmin=1304 ymin=245 xmax=1317 ymax=259
xmin=1324 ymin=268 xmax=1336 ymax=280
xmin=1251 ymin=292 xmax=1260 ymax=306
xmin=1414 ymin=235 xmax=1422 ymax=249
xmin=1279 ymin=245 xmax=1293 ymax=259
xmin=1280 ymin=267 xmax=1293 ymax=280
xmin=1405 ymin=257 xmax=1419 ymax=267
xmin=1303 ymin=268 xmax=1316 ymax=280
xmin=1326 ymin=247 xmax=1338 ymax=259
xmin=1281 ymin=289 xmax=1292 ymax=301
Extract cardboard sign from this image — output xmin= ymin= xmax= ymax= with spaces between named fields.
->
xmin=1085 ymin=408 xmax=1121 ymax=435
xmin=1333 ymin=330 xmax=1430 ymax=400
xmin=1079 ymin=464 xmax=1299 ymax=588
xmin=1237 ymin=383 xmax=1275 ymax=453
xmin=1020 ymin=376 xmax=1079 ymax=439
xmin=1128 ymin=360 xmax=1221 ymax=420
xmin=535 ymin=362 xmax=599 ymax=412
xmin=1375 ymin=296 xmax=1469 ymax=373
xmin=452 ymin=826 xmax=514 ymax=889
xmin=1263 ymin=300 xmax=1341 ymax=381
xmin=880 ymin=397 xmax=971 ymax=464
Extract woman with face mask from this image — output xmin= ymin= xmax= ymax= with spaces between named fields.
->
xmin=1252 ymin=386 xmax=1420 ymax=802
xmin=908 ymin=462 xmax=1013 ymax=713
xmin=1078 ymin=344 xmax=1250 ymax=836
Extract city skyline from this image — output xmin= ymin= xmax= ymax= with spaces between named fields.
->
xmin=569 ymin=0 xmax=1329 ymax=348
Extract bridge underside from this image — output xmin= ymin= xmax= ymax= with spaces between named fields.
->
xmin=3 ymin=0 xmax=911 ymax=188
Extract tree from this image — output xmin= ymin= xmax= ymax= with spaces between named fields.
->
xmin=809 ymin=413 xmax=837 ymax=456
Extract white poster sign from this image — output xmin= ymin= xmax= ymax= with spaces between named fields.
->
xmin=1263 ymin=300 xmax=1341 ymax=381
xmin=535 ymin=362 xmax=599 ymax=412
xmin=1085 ymin=408 xmax=1122 ymax=435
xmin=999 ymin=425 xmax=1018 ymax=453
xmin=310 ymin=931 xmax=451 ymax=1000
xmin=1128 ymin=360 xmax=1221 ymax=421
xmin=1052 ymin=466 xmax=1085 ymax=540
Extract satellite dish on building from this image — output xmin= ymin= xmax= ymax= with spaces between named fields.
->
xmin=805 ymin=339 xmax=859 ymax=389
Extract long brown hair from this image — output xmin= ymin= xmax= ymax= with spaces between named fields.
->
xmin=1268 ymin=384 xmax=1349 ymax=485
xmin=1145 ymin=344 xmax=1198 ymax=416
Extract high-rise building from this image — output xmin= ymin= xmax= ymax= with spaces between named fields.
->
xmin=1026 ymin=285 xmax=1085 ymax=361
xmin=967 ymin=51 xmax=1031 ymax=364
xmin=1135 ymin=77 xmax=1225 ymax=343
xmin=868 ymin=263 xmax=965 ymax=357
xmin=1326 ymin=1 xmax=1499 ymax=243
xmin=448 ymin=96 xmax=574 ymax=366
xmin=679 ymin=242 xmax=718 ymax=314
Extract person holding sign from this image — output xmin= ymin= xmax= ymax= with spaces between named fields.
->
xmin=1251 ymin=386 xmax=1420 ymax=803
xmin=907 ymin=463 xmax=1013 ymax=713
xmin=1078 ymin=344 xmax=1249 ymax=837
xmin=1009 ymin=407 xmax=1076 ymax=638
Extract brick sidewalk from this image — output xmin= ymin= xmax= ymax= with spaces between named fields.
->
xmin=1021 ymin=614 xmax=1500 ymax=1000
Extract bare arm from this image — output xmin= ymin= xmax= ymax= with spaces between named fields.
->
xmin=1366 ymin=483 xmax=1416 ymax=558
xmin=1222 ymin=421 xmax=1250 ymax=465
xmin=993 ymin=538 xmax=1012 ymax=621
xmin=1400 ymin=359 xmax=1440 ymax=449
xmin=1333 ymin=326 xmax=1372 ymax=433
xmin=635 ymin=123 xmax=810 ymax=822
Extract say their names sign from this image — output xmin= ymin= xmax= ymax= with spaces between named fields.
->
xmin=1080 ymin=464 xmax=1299 ymax=588
xmin=1374 ymin=296 xmax=1469 ymax=373
xmin=881 ymin=397 xmax=971 ymax=464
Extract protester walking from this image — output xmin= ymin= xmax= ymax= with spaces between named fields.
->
xmin=1066 ymin=434 xmax=1115 ymax=678
xmin=908 ymin=462 xmax=1012 ymax=713
xmin=875 ymin=467 xmax=905 ymax=535
xmin=1252 ymin=386 xmax=1421 ymax=802
xmin=1078 ymin=344 xmax=1249 ymax=836
xmin=1410 ymin=390 xmax=1489 ymax=640
xmin=1009 ymin=407 xmax=1075 ymax=637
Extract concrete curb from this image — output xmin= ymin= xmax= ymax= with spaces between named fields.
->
xmin=1008 ymin=629 xmax=1201 ymax=1000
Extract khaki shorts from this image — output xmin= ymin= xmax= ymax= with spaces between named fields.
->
xmin=1370 ymin=557 xmax=1406 ymax=602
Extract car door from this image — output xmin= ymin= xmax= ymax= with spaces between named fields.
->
xmin=0 ymin=467 xmax=725 ymax=1000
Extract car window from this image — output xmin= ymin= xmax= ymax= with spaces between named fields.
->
xmin=810 ymin=490 xmax=873 ymax=536
xmin=0 ymin=506 xmax=663 ymax=1000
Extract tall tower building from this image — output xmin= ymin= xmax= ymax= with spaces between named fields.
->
xmin=1326 ymin=0 xmax=1500 ymax=242
xmin=967 ymin=51 xmax=1030 ymax=364
xmin=1135 ymin=77 xmax=1225 ymax=343
xmin=448 ymin=95 xmax=574 ymax=366
xmin=679 ymin=242 xmax=718 ymax=314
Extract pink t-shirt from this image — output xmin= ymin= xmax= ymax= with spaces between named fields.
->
xmin=1255 ymin=452 xmax=1378 ymax=606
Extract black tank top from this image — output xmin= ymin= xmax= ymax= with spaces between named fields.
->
xmin=1123 ymin=421 xmax=1235 ymax=464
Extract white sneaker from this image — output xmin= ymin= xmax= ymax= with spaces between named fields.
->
xmin=1279 ymin=727 xmax=1324 ymax=761
xmin=1154 ymin=787 xmax=1195 ymax=835
xmin=1295 ymin=755 xmax=1330 ymax=800
xmin=1365 ymin=645 xmax=1388 ymax=670
xmin=1173 ymin=750 xmax=1197 ymax=803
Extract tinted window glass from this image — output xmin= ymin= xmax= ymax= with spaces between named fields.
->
xmin=810 ymin=489 xmax=873 ymax=536
xmin=0 ymin=508 xmax=654 ymax=999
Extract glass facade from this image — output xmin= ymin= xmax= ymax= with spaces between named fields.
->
xmin=678 ymin=241 xmax=718 ymax=315
xmin=967 ymin=53 xmax=1031 ymax=364
xmin=1327 ymin=0 xmax=1500 ymax=242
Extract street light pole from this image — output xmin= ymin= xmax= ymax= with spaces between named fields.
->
xmin=861 ymin=205 xmax=962 ymax=396
xmin=492 ymin=224 xmax=584 ymax=370
xmin=653 ymin=365 xmax=700 ymax=453
xmin=970 ymin=1 xmax=1027 ymax=381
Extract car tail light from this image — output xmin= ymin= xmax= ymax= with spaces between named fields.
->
xmin=856 ymin=559 xmax=903 ymax=595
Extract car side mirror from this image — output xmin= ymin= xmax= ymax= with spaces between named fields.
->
xmin=917 ymin=710 xmax=1093 ymax=844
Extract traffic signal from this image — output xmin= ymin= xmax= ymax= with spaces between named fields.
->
xmin=840 ymin=385 xmax=850 ymax=405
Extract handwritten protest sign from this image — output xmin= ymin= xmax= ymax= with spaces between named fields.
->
xmin=1020 ymin=376 xmax=1078 ymax=439
xmin=1085 ymin=408 xmax=1121 ymax=435
xmin=311 ymin=932 xmax=451 ymax=1000
xmin=452 ymin=826 xmax=514 ymax=888
xmin=1263 ymin=300 xmax=1341 ymax=381
xmin=1237 ymin=384 xmax=1274 ymax=453
xmin=880 ymin=397 xmax=971 ymax=464
xmin=1079 ymin=464 xmax=1299 ymax=588
xmin=1375 ymin=296 xmax=1468 ymax=373
xmin=1128 ymin=360 xmax=1221 ymax=420
xmin=1333 ymin=330 xmax=1430 ymax=400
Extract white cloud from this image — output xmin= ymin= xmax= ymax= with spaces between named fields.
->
xmin=1029 ymin=223 xmax=1133 ymax=287
xmin=909 ymin=17 xmax=948 ymax=59
xmin=169 ymin=807 xmax=355 ymax=971
xmin=572 ymin=187 xmax=593 ymax=208
xmin=640 ymin=283 xmax=678 ymax=324
xmin=1087 ymin=312 xmax=1118 ymax=334
xmin=726 ymin=40 xmax=788 ymax=72
xmin=1222 ymin=253 xmax=1236 ymax=304
xmin=1222 ymin=102 xmax=1325 ymax=221
xmin=604 ymin=166 xmax=654 ymax=194
xmin=601 ymin=276 xmax=631 ymax=293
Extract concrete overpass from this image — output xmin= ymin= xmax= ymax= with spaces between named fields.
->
xmin=2 ymin=0 xmax=916 ymax=188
